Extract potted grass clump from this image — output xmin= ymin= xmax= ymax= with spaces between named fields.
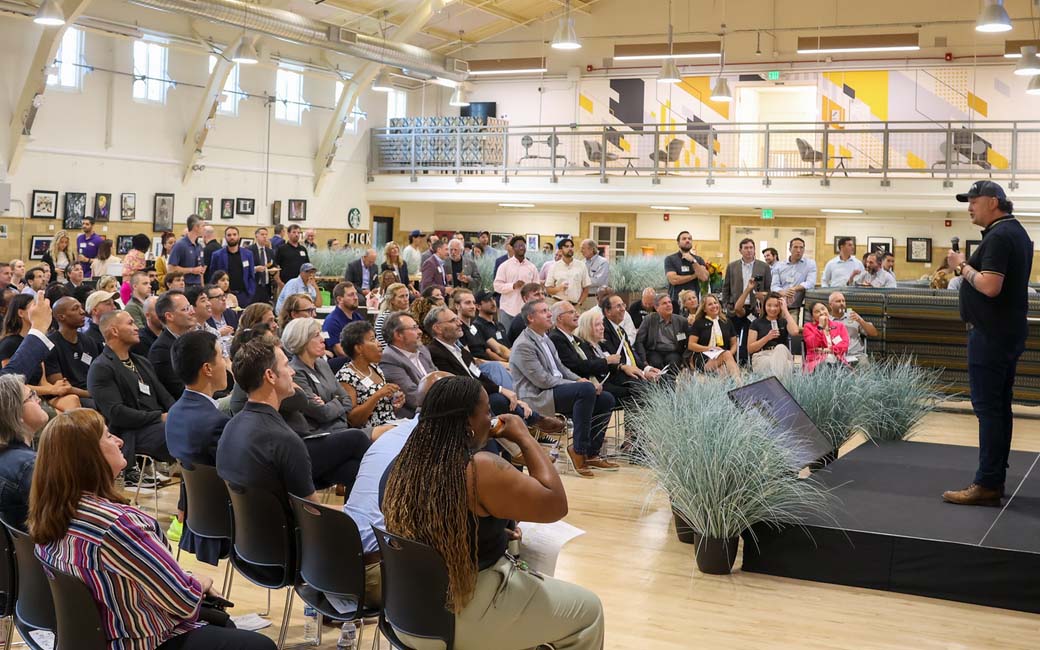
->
xmin=630 ymin=379 xmax=833 ymax=575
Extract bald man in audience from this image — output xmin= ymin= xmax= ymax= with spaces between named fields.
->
xmin=46 ymin=297 xmax=98 ymax=408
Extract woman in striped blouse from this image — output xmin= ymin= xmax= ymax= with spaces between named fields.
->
xmin=28 ymin=409 xmax=275 ymax=650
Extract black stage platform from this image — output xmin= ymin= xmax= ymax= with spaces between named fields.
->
xmin=741 ymin=441 xmax=1040 ymax=612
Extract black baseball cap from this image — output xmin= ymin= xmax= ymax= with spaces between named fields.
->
xmin=956 ymin=180 xmax=1007 ymax=202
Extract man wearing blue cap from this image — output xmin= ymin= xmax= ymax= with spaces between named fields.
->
xmin=943 ymin=181 xmax=1033 ymax=507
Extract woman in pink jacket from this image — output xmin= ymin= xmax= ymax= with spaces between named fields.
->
xmin=802 ymin=302 xmax=850 ymax=373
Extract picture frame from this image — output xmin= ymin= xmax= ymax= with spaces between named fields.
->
xmin=966 ymin=240 xmax=982 ymax=259
xmin=153 ymin=193 xmax=175 ymax=232
xmin=31 ymin=190 xmax=59 ymax=219
xmin=906 ymin=237 xmax=932 ymax=263
xmin=526 ymin=233 xmax=539 ymax=250
xmin=220 ymin=198 xmax=234 ymax=219
xmin=491 ymin=232 xmax=513 ymax=248
xmin=93 ymin=193 xmax=112 ymax=221
xmin=236 ymin=198 xmax=255 ymax=216
xmin=866 ymin=236 xmax=894 ymax=256
xmin=152 ymin=236 xmax=164 ymax=258
xmin=287 ymin=199 xmax=307 ymax=222
xmin=833 ymin=236 xmax=856 ymax=254
xmin=29 ymin=235 xmax=54 ymax=260
xmin=196 ymin=197 xmax=214 ymax=220
xmin=116 ymin=235 xmax=135 ymax=255
xmin=63 ymin=192 xmax=86 ymax=229
xmin=240 ymin=237 xmax=255 ymax=249
xmin=271 ymin=200 xmax=282 ymax=224
xmin=120 ymin=193 xmax=136 ymax=221
xmin=0 ymin=225 xmax=7 ymax=240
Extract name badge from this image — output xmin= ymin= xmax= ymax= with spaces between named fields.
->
xmin=360 ymin=376 xmax=375 ymax=389
xmin=321 ymin=331 xmax=330 ymax=340
xmin=676 ymin=332 xmax=687 ymax=341
xmin=681 ymin=265 xmax=691 ymax=273
xmin=80 ymin=352 xmax=93 ymax=366
xmin=469 ymin=325 xmax=478 ymax=336
xmin=138 ymin=382 xmax=151 ymax=396
xmin=469 ymin=362 xmax=482 ymax=377
xmin=495 ymin=332 xmax=503 ymax=340
xmin=79 ymin=243 xmax=86 ymax=250
xmin=242 ymin=260 xmax=250 ymax=268
xmin=833 ymin=335 xmax=843 ymax=344
xmin=299 ymin=250 xmax=306 ymax=257
xmin=309 ymin=374 xmax=321 ymax=385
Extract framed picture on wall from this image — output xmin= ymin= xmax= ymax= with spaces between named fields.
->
xmin=196 ymin=197 xmax=214 ymax=220
xmin=153 ymin=193 xmax=175 ymax=232
xmin=116 ymin=235 xmax=135 ymax=256
xmin=120 ymin=193 xmax=136 ymax=221
xmin=236 ymin=198 xmax=255 ymax=216
xmin=288 ymin=199 xmax=307 ymax=222
xmin=29 ymin=235 xmax=54 ymax=260
xmin=906 ymin=237 xmax=932 ymax=263
xmin=271 ymin=200 xmax=282 ymax=224
xmin=491 ymin=232 xmax=512 ymax=248
xmin=526 ymin=234 xmax=539 ymax=250
xmin=833 ymin=236 xmax=856 ymax=254
xmin=31 ymin=190 xmax=58 ymax=219
xmin=152 ymin=236 xmax=164 ymax=257
xmin=866 ymin=236 xmax=894 ymax=255
xmin=240 ymin=237 xmax=254 ymax=249
xmin=220 ymin=198 xmax=234 ymax=219
xmin=63 ymin=192 xmax=86 ymax=229
xmin=93 ymin=193 xmax=111 ymax=221
xmin=966 ymin=240 xmax=982 ymax=259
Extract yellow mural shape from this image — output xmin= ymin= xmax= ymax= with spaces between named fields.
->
xmin=619 ymin=137 xmax=631 ymax=152
xmin=579 ymin=93 xmax=593 ymax=114
xmin=823 ymin=71 xmax=889 ymax=122
xmin=822 ymin=96 xmax=845 ymax=127
xmin=987 ymin=147 xmax=1008 ymax=169
xmin=907 ymin=152 xmax=926 ymax=169
xmin=967 ymin=92 xmax=989 ymax=118
xmin=676 ymin=77 xmax=730 ymax=120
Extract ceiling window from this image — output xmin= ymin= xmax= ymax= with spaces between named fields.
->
xmin=208 ymin=56 xmax=242 ymax=115
xmin=132 ymin=40 xmax=168 ymax=103
xmin=387 ymin=89 xmax=407 ymax=126
xmin=275 ymin=67 xmax=306 ymax=124
xmin=47 ymin=27 xmax=83 ymax=90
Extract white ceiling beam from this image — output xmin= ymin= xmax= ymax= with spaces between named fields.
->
xmin=545 ymin=0 xmax=591 ymax=15
xmin=457 ymin=0 xmax=528 ymax=25
xmin=6 ymin=0 xmax=94 ymax=175
xmin=180 ymin=36 xmax=241 ymax=184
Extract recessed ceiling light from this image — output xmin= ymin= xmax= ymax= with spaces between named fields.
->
xmin=796 ymin=33 xmax=920 ymax=54
xmin=820 ymin=208 xmax=865 ymax=214
xmin=650 ymin=205 xmax=689 ymax=211
xmin=499 ymin=203 xmax=535 ymax=208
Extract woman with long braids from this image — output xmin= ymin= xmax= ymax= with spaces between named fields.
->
xmin=382 ymin=376 xmax=604 ymax=650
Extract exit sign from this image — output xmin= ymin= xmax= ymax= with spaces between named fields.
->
xmin=761 ymin=208 xmax=775 ymax=219
xmin=767 ymin=70 xmax=780 ymax=81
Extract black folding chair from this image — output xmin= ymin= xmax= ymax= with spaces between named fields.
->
xmin=371 ymin=526 xmax=454 ymax=650
xmin=40 ymin=561 xmax=107 ymax=650
xmin=0 ymin=525 xmax=16 ymax=649
xmin=1 ymin=520 xmax=55 ymax=650
xmin=289 ymin=495 xmax=380 ymax=650
xmin=179 ymin=463 xmax=235 ymax=596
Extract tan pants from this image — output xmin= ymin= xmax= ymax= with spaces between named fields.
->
xmin=395 ymin=556 xmax=604 ymax=650
xmin=365 ymin=561 xmax=382 ymax=609
xmin=751 ymin=344 xmax=794 ymax=378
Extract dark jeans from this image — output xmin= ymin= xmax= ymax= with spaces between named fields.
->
xmin=968 ymin=327 xmax=1025 ymax=488
xmin=551 ymin=382 xmax=615 ymax=457
xmin=250 ymin=283 xmax=272 ymax=306
xmin=157 ymin=625 xmax=276 ymax=650
xmin=119 ymin=421 xmax=173 ymax=466
xmin=489 ymin=392 xmax=541 ymax=427
xmin=646 ymin=349 xmax=684 ymax=371
xmin=304 ymin=428 xmax=371 ymax=495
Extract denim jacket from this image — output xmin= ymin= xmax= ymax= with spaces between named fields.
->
xmin=0 ymin=440 xmax=35 ymax=530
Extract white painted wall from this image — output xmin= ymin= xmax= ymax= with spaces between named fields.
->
xmin=636 ymin=213 xmax=720 ymax=240
xmin=0 ymin=19 xmax=383 ymax=230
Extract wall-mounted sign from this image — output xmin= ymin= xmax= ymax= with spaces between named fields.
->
xmin=346 ymin=231 xmax=371 ymax=246
xmin=347 ymin=208 xmax=361 ymax=229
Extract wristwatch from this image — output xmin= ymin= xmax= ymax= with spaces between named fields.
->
xmin=956 ymin=261 xmax=968 ymax=276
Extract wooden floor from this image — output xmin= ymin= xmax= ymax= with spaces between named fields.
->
xmin=27 ymin=407 xmax=1040 ymax=649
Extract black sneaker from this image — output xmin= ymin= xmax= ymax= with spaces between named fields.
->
xmin=123 ymin=469 xmax=157 ymax=489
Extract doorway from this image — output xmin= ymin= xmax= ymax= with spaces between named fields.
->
xmin=730 ymin=225 xmax=816 ymax=263
xmin=589 ymin=223 xmax=628 ymax=261
xmin=373 ymin=216 xmax=394 ymax=252
xmin=736 ymin=85 xmax=818 ymax=173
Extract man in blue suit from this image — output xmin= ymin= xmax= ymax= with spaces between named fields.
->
xmin=166 ymin=329 xmax=231 ymax=563
xmin=1 ymin=292 xmax=55 ymax=378
xmin=206 ymin=226 xmax=256 ymax=307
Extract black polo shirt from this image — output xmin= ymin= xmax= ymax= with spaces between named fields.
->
xmin=628 ymin=299 xmax=652 ymax=330
xmin=959 ymin=215 xmax=1033 ymax=342
xmin=461 ymin=319 xmax=489 ymax=358
xmin=274 ymin=242 xmax=309 ymax=284
xmin=664 ymin=251 xmax=706 ymax=303
xmin=474 ymin=316 xmax=507 ymax=349
xmin=45 ymin=331 xmax=101 ymax=389
xmin=216 ymin=401 xmax=315 ymax=499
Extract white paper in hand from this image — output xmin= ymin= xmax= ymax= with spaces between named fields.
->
xmin=517 ymin=520 xmax=585 ymax=577
xmin=702 ymin=348 xmax=724 ymax=360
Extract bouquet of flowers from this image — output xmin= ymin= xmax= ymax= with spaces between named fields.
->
xmin=700 ymin=260 xmax=725 ymax=295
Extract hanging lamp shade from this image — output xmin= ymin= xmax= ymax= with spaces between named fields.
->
xmin=657 ymin=58 xmax=681 ymax=84
xmin=976 ymin=0 xmax=1013 ymax=33
xmin=1027 ymin=75 xmax=1040 ymax=95
xmin=232 ymin=39 xmax=259 ymax=65
xmin=551 ymin=17 xmax=581 ymax=50
xmin=710 ymin=77 xmax=732 ymax=102
xmin=449 ymin=85 xmax=470 ymax=107
xmin=33 ymin=0 xmax=65 ymax=26
xmin=1015 ymin=46 xmax=1040 ymax=76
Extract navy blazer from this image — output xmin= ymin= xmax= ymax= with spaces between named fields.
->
xmin=345 ymin=259 xmax=379 ymax=292
xmin=0 ymin=334 xmax=49 ymax=378
xmin=165 ymin=390 xmax=230 ymax=466
xmin=207 ymin=246 xmax=256 ymax=299
xmin=208 ymin=309 xmax=239 ymax=331
xmin=148 ymin=329 xmax=183 ymax=399
xmin=380 ymin=261 xmax=410 ymax=286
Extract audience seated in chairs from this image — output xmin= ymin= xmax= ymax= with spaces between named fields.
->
xmin=379 ymin=311 xmax=437 ymax=419
xmin=335 ymin=320 xmax=405 ymax=430
xmin=133 ymin=296 xmax=163 ymax=357
xmin=239 ymin=302 xmax=279 ymax=335
xmin=803 ymin=302 xmax=851 ymax=373
xmin=150 ymin=290 xmax=196 ymax=399
xmin=599 ymin=294 xmax=665 ymax=381
xmin=0 ymin=293 xmax=81 ymax=416
xmin=0 ymin=375 xmax=48 ymax=529
xmin=29 ymin=409 xmax=275 ymax=650
xmin=322 ymin=281 xmax=365 ymax=358
xmin=634 ymin=293 xmax=691 ymax=372
xmin=505 ymin=283 xmax=546 ymax=347
xmin=678 ymin=289 xmax=699 ymax=325
xmin=45 ymin=296 xmax=98 ymax=409
xmin=689 ymin=294 xmax=741 ymax=380
xmin=573 ymin=306 xmax=646 ymax=408
xmin=0 ymin=292 xmax=58 ymax=380
xmin=747 ymin=292 xmax=800 ymax=377
xmin=381 ymin=376 xmax=604 ymax=650
xmin=277 ymin=292 xmax=316 ymax=335
xmin=83 ymin=289 xmax=117 ymax=352
xmin=510 ymin=300 xmax=616 ymax=478
xmin=454 ymin=288 xmax=511 ymax=363
xmin=472 ymin=291 xmax=511 ymax=358
xmin=374 ymin=282 xmax=410 ymax=349
xmin=87 ymin=310 xmax=174 ymax=486
xmin=828 ymin=291 xmax=879 ymax=366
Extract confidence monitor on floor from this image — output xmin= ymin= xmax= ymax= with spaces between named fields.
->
xmin=727 ymin=377 xmax=834 ymax=468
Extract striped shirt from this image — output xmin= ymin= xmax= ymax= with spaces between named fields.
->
xmin=35 ymin=494 xmax=205 ymax=650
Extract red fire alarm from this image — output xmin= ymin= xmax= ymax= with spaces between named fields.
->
xmin=663 ymin=213 xmax=670 ymax=221
xmin=945 ymin=219 xmax=952 ymax=227
xmin=945 ymin=52 xmax=953 ymax=62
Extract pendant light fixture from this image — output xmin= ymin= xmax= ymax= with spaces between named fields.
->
xmin=449 ymin=84 xmax=470 ymax=107
xmin=657 ymin=0 xmax=681 ymax=83
xmin=551 ymin=0 xmax=581 ymax=50
xmin=33 ymin=0 xmax=65 ymax=26
xmin=1029 ymin=75 xmax=1040 ymax=95
xmin=1015 ymin=45 xmax=1040 ymax=75
xmin=710 ymin=33 xmax=732 ymax=102
xmin=372 ymin=71 xmax=393 ymax=92
xmin=231 ymin=38 xmax=259 ymax=65
xmin=976 ymin=0 xmax=1013 ymax=33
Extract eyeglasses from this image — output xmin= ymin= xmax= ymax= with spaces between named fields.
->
xmin=293 ymin=307 xmax=317 ymax=315
xmin=207 ymin=293 xmax=225 ymax=301
xmin=23 ymin=390 xmax=39 ymax=404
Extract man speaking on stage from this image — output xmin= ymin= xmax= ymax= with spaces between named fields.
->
xmin=943 ymin=181 xmax=1033 ymax=507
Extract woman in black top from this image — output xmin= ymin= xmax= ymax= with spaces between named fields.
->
xmin=382 ymin=377 xmax=604 ymax=650
xmin=0 ymin=374 xmax=49 ymax=529
xmin=689 ymin=294 xmax=741 ymax=379
xmin=380 ymin=241 xmax=411 ymax=288
xmin=0 ymin=294 xmax=80 ymax=414
xmin=747 ymin=292 xmax=801 ymax=377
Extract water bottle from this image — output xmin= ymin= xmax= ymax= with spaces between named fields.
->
xmin=302 ymin=606 xmax=319 ymax=643
xmin=337 ymin=621 xmax=358 ymax=649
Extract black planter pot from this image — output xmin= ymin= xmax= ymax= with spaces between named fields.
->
xmin=672 ymin=509 xmax=697 ymax=545
xmin=691 ymin=533 xmax=739 ymax=575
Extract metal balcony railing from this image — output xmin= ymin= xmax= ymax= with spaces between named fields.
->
xmin=368 ymin=119 xmax=1040 ymax=187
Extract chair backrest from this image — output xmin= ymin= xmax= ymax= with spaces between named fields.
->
xmin=583 ymin=140 xmax=597 ymax=159
xmin=0 ymin=524 xmax=16 ymax=617
xmin=180 ymin=463 xmax=232 ymax=542
xmin=546 ymin=134 xmax=560 ymax=148
xmin=41 ymin=562 xmax=107 ymax=650
xmin=372 ymin=526 xmax=454 ymax=649
xmin=795 ymin=138 xmax=812 ymax=160
xmin=667 ymin=138 xmax=684 ymax=159
xmin=289 ymin=494 xmax=366 ymax=610
xmin=1 ymin=520 xmax=55 ymax=632
xmin=225 ymin=482 xmax=296 ymax=590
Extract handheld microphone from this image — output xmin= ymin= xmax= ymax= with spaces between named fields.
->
xmin=951 ymin=237 xmax=960 ymax=253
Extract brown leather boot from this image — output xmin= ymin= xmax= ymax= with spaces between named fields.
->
xmin=942 ymin=483 xmax=1002 ymax=507
xmin=566 ymin=445 xmax=594 ymax=478
xmin=537 ymin=416 xmax=565 ymax=435
xmin=585 ymin=456 xmax=620 ymax=471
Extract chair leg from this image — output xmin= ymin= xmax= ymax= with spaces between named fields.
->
xmin=4 ymin=615 xmax=13 ymax=650
xmin=260 ymin=588 xmax=271 ymax=617
xmin=276 ymin=588 xmax=295 ymax=649
xmin=222 ymin=560 xmax=235 ymax=599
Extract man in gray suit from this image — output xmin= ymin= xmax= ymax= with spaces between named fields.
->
xmin=443 ymin=239 xmax=480 ymax=289
xmin=510 ymin=299 xmax=615 ymax=477
xmin=377 ymin=311 xmax=435 ymax=419
xmin=721 ymin=237 xmax=772 ymax=364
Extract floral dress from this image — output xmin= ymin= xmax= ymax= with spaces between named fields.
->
xmin=336 ymin=362 xmax=397 ymax=427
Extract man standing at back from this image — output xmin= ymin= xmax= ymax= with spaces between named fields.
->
xmin=772 ymin=237 xmax=817 ymax=309
xmin=943 ymin=181 xmax=1032 ymax=506
xmin=420 ymin=239 xmax=448 ymax=292
xmin=168 ymin=214 xmax=206 ymax=287
xmin=822 ymin=237 xmax=865 ymax=287
xmin=493 ymin=235 xmax=539 ymax=330
xmin=248 ymin=227 xmax=275 ymax=305
xmin=346 ymin=248 xmax=378 ymax=297
xmin=402 ymin=230 xmax=423 ymax=287
xmin=201 ymin=225 xmax=221 ymax=283
xmin=664 ymin=231 xmax=709 ymax=305
xmin=76 ymin=217 xmax=104 ymax=280
xmin=545 ymin=238 xmax=590 ymax=307
xmin=580 ymin=239 xmax=609 ymax=306
xmin=274 ymin=224 xmax=309 ymax=285
xmin=208 ymin=226 xmax=255 ymax=307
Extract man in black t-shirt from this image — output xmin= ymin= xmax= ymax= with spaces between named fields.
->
xmin=628 ymin=288 xmax=657 ymax=330
xmin=943 ymin=181 xmax=1033 ymax=507
xmin=273 ymin=224 xmax=309 ymax=285
xmin=473 ymin=291 xmax=511 ymax=359
xmin=45 ymin=297 xmax=98 ymax=407
xmin=664 ymin=231 xmax=709 ymax=304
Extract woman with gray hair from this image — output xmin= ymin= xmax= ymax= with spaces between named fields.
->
xmin=0 ymin=374 xmax=49 ymax=529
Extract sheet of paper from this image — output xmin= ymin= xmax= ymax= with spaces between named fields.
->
xmin=518 ymin=520 xmax=585 ymax=577
xmin=325 ymin=594 xmax=360 ymax=616
xmin=702 ymin=348 xmax=724 ymax=360
xmin=231 ymin=613 xmax=273 ymax=632
xmin=28 ymin=630 xmax=54 ymax=650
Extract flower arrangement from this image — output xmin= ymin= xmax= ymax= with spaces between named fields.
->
xmin=700 ymin=260 xmax=725 ymax=295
